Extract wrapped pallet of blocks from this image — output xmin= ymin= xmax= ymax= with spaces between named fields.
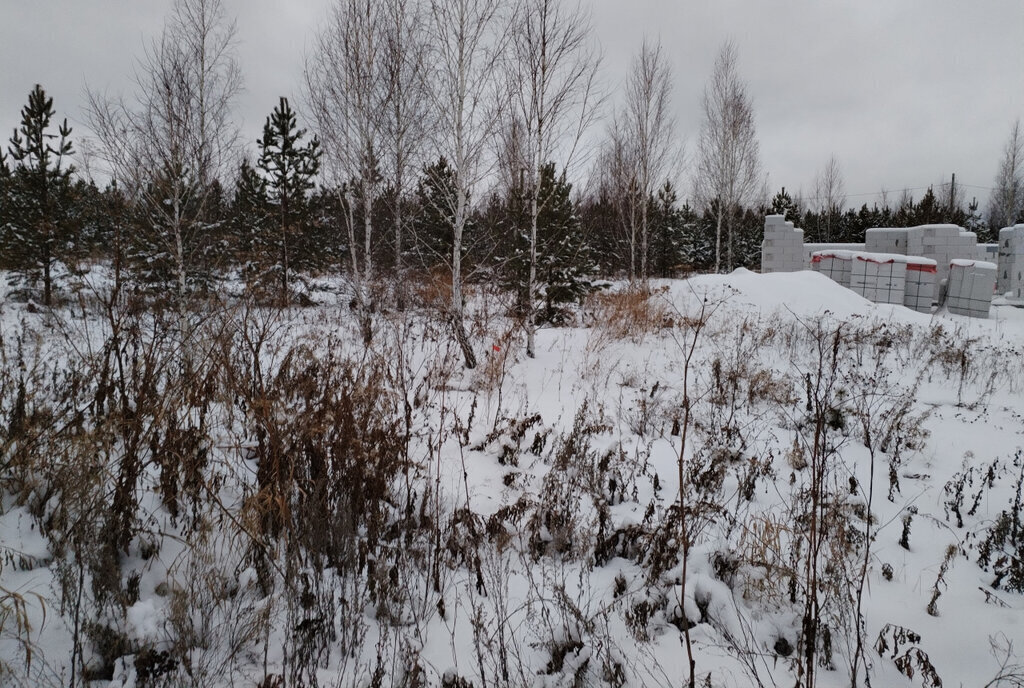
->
xmin=810 ymin=250 xmax=855 ymax=287
xmin=946 ymin=259 xmax=996 ymax=318
xmin=850 ymin=253 xmax=906 ymax=305
xmin=805 ymin=242 xmax=864 ymax=269
xmin=903 ymin=257 xmax=937 ymax=313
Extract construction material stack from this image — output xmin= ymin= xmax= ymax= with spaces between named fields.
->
xmin=864 ymin=228 xmax=908 ymax=255
xmin=850 ymin=253 xmax=906 ymax=305
xmin=804 ymin=242 xmax=865 ymax=268
xmin=946 ymin=260 xmax=996 ymax=318
xmin=976 ymin=242 xmax=1000 ymax=264
xmin=997 ymin=224 xmax=1024 ymax=299
xmin=864 ymin=225 xmax=978 ymax=286
xmin=810 ymin=250 xmax=855 ymax=287
xmin=920 ymin=225 xmax=978 ymax=285
xmin=903 ymin=257 xmax=937 ymax=313
xmin=761 ymin=215 xmax=805 ymax=273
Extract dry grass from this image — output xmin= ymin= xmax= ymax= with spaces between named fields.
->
xmin=586 ymin=284 xmax=673 ymax=342
xmin=410 ymin=267 xmax=454 ymax=311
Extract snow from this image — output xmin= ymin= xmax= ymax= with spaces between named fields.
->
xmin=952 ymin=258 xmax=997 ymax=269
xmin=2 ymin=266 xmax=1024 ymax=687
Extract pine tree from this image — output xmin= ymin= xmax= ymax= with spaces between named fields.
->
xmin=965 ymin=197 xmax=988 ymax=241
xmin=232 ymin=158 xmax=269 ymax=279
xmin=99 ymin=181 xmax=131 ymax=292
xmin=5 ymin=84 xmax=74 ymax=306
xmin=0 ymin=152 xmax=11 ymax=268
xmin=256 ymin=97 xmax=321 ymax=301
xmin=769 ymin=187 xmax=800 ymax=224
xmin=132 ymin=159 xmax=206 ymax=292
xmin=412 ymin=157 xmax=462 ymax=270
xmin=501 ymin=163 xmax=594 ymax=326
xmin=649 ymin=181 xmax=686 ymax=278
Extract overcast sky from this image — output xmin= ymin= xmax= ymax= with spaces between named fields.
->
xmin=2 ymin=0 xmax=1022 ymax=210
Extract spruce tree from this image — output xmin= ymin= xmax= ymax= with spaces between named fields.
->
xmin=5 ymin=84 xmax=74 ymax=306
xmin=257 ymin=97 xmax=321 ymax=301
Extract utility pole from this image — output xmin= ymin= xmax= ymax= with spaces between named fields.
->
xmin=949 ymin=172 xmax=957 ymax=215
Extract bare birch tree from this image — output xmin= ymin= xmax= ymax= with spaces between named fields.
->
xmin=380 ymin=0 xmax=431 ymax=310
xmin=307 ymin=0 xmax=387 ymax=335
xmin=694 ymin=40 xmax=761 ymax=273
xmin=592 ymin=115 xmax=641 ymax=278
xmin=423 ymin=0 xmax=510 ymax=369
xmin=988 ymin=119 xmax=1024 ymax=229
xmin=622 ymin=38 xmax=676 ymax=282
xmin=813 ymin=154 xmax=845 ymax=242
xmin=87 ymin=0 xmax=241 ymax=299
xmin=505 ymin=0 xmax=600 ymax=357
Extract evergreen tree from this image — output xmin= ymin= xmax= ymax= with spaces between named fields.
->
xmin=256 ymin=97 xmax=321 ymax=300
xmin=685 ymin=203 xmax=720 ymax=272
xmin=0 ymin=152 xmax=10 ymax=268
xmin=649 ymin=181 xmax=685 ymax=278
xmin=98 ymin=181 xmax=132 ymax=291
xmin=501 ymin=163 xmax=594 ymax=325
xmin=132 ymin=158 xmax=207 ymax=293
xmin=769 ymin=187 xmax=800 ymax=224
xmin=232 ymin=158 xmax=269 ymax=278
xmin=914 ymin=186 xmax=941 ymax=225
xmin=5 ymin=84 xmax=75 ymax=305
xmin=965 ymin=197 xmax=989 ymax=241
xmin=412 ymin=157 xmax=462 ymax=270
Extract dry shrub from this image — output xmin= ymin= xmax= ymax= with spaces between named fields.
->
xmin=409 ymin=267 xmax=454 ymax=311
xmin=587 ymin=285 xmax=672 ymax=342
xmin=470 ymin=326 xmax=517 ymax=395
xmin=737 ymin=513 xmax=796 ymax=604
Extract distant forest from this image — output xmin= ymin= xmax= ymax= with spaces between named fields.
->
xmin=1 ymin=0 xmax=1019 ymax=333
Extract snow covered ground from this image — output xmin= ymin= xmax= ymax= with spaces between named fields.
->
xmin=1 ymin=268 xmax=1022 ymax=687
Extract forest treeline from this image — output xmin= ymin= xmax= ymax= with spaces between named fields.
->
xmin=0 ymin=0 xmax=1016 ymax=343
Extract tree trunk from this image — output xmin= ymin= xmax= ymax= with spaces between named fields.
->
xmin=281 ymin=196 xmax=289 ymax=303
xmin=727 ymin=207 xmax=734 ymax=272
xmin=527 ymin=178 xmax=538 ymax=358
xmin=640 ymin=192 xmax=649 ymax=281
xmin=714 ymin=203 xmax=723 ymax=274
xmin=452 ymin=185 xmax=476 ymax=369
xmin=394 ymin=158 xmax=405 ymax=311
xmin=42 ymin=223 xmax=52 ymax=307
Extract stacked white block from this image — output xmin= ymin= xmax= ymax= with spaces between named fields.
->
xmin=761 ymin=215 xmax=805 ymax=273
xmin=946 ymin=259 xmax=996 ymax=318
xmin=996 ymin=225 xmax=1024 ymax=299
xmin=920 ymin=225 xmax=977 ymax=285
xmin=810 ymin=250 xmax=855 ymax=287
xmin=903 ymin=257 xmax=937 ymax=313
xmin=976 ymin=243 xmax=999 ymax=263
xmin=850 ymin=253 xmax=907 ymax=305
xmin=864 ymin=225 xmax=977 ymax=286
xmin=864 ymin=228 xmax=909 ymax=255
xmin=804 ymin=242 xmax=864 ymax=269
